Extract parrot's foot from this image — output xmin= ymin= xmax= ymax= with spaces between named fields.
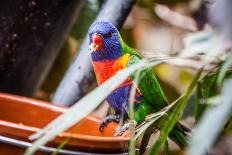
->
xmin=99 ymin=114 xmax=120 ymax=132
xmin=114 ymin=123 xmax=130 ymax=136
xmin=114 ymin=121 xmax=138 ymax=136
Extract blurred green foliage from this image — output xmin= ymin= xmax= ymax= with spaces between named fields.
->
xmin=41 ymin=41 xmax=72 ymax=100
xmin=70 ymin=0 xmax=101 ymax=40
xmin=195 ymin=60 xmax=232 ymax=123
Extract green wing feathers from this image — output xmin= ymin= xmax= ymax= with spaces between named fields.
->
xmin=120 ymin=35 xmax=168 ymax=109
xmin=127 ymin=55 xmax=169 ymax=110
xmin=122 ymin=41 xmax=188 ymax=148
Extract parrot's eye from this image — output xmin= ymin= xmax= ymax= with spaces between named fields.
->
xmin=104 ymin=32 xmax=112 ymax=38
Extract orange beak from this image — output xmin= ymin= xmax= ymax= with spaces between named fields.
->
xmin=89 ymin=34 xmax=103 ymax=52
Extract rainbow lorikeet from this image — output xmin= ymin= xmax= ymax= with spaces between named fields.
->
xmin=88 ymin=21 xmax=187 ymax=148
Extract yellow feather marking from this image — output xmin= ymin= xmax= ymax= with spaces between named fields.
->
xmin=113 ymin=53 xmax=130 ymax=69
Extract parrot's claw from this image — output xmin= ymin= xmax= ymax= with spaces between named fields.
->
xmin=99 ymin=115 xmax=120 ymax=132
xmin=114 ymin=123 xmax=130 ymax=136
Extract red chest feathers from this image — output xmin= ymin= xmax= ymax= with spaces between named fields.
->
xmin=92 ymin=54 xmax=130 ymax=84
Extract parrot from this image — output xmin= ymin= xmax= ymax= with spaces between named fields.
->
xmin=88 ymin=21 xmax=187 ymax=149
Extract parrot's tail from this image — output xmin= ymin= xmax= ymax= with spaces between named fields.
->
xmin=169 ymin=123 xmax=188 ymax=149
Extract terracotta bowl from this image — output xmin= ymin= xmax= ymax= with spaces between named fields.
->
xmin=0 ymin=93 xmax=129 ymax=154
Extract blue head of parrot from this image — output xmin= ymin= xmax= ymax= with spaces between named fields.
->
xmin=88 ymin=21 xmax=123 ymax=61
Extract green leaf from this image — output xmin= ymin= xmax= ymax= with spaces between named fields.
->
xmin=188 ymin=79 xmax=232 ymax=155
xmin=188 ymin=54 xmax=232 ymax=155
xmin=224 ymin=116 xmax=232 ymax=134
xmin=129 ymin=70 xmax=141 ymax=155
xmin=216 ymin=54 xmax=232 ymax=87
xmin=136 ymin=112 xmax=164 ymax=154
xmin=149 ymin=68 xmax=203 ymax=155
xmin=163 ymin=140 xmax=169 ymax=155
xmin=194 ymin=54 xmax=232 ymax=122
xmin=134 ymin=112 xmax=165 ymax=140
xmin=194 ymin=71 xmax=217 ymax=122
